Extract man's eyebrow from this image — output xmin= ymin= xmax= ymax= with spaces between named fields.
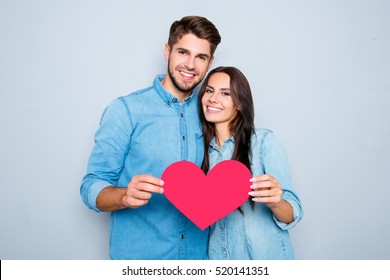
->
xmin=176 ymin=47 xmax=188 ymax=52
xmin=197 ymin=53 xmax=210 ymax=59
xmin=176 ymin=47 xmax=210 ymax=59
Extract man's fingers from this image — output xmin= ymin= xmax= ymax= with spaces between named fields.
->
xmin=130 ymin=175 xmax=165 ymax=194
xmin=133 ymin=182 xmax=164 ymax=194
xmin=123 ymin=195 xmax=149 ymax=209
xmin=128 ymin=188 xmax=153 ymax=200
xmin=135 ymin=174 xmax=164 ymax=187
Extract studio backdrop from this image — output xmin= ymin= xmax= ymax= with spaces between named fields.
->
xmin=0 ymin=0 xmax=389 ymax=259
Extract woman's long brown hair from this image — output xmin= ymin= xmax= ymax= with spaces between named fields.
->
xmin=198 ymin=66 xmax=255 ymax=209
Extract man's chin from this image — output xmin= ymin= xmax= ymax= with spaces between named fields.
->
xmin=169 ymin=70 xmax=200 ymax=93
xmin=175 ymin=81 xmax=198 ymax=93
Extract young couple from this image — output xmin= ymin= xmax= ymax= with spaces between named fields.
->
xmin=81 ymin=16 xmax=303 ymax=260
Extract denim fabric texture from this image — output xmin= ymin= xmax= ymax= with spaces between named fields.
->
xmin=208 ymin=129 xmax=303 ymax=259
xmin=80 ymin=75 xmax=208 ymax=259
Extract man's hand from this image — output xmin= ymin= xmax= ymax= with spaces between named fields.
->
xmin=122 ymin=175 xmax=165 ymax=208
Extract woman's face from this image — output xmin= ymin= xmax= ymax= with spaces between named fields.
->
xmin=201 ymin=72 xmax=237 ymax=127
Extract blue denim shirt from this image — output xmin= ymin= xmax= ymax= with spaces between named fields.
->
xmin=208 ymin=129 xmax=303 ymax=259
xmin=80 ymin=75 xmax=208 ymax=260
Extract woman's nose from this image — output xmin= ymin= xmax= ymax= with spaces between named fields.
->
xmin=209 ymin=93 xmax=218 ymax=103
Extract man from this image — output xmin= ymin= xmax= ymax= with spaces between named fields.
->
xmin=80 ymin=16 xmax=221 ymax=259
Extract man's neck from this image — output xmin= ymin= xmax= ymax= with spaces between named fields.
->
xmin=161 ymin=76 xmax=191 ymax=104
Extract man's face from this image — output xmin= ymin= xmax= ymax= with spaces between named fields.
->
xmin=164 ymin=33 xmax=214 ymax=96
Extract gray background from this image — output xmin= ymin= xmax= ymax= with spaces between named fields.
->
xmin=1 ymin=0 xmax=389 ymax=259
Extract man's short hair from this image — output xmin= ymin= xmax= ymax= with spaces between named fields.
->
xmin=168 ymin=16 xmax=221 ymax=56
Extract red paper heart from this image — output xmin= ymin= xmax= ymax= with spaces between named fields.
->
xmin=162 ymin=160 xmax=252 ymax=230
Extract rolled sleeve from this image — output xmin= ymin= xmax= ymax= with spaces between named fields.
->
xmin=260 ymin=130 xmax=304 ymax=230
xmin=80 ymin=98 xmax=132 ymax=212
xmin=80 ymin=178 xmax=112 ymax=212
xmin=273 ymin=191 xmax=304 ymax=230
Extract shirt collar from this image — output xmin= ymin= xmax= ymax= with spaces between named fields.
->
xmin=209 ymin=135 xmax=235 ymax=150
xmin=154 ymin=74 xmax=195 ymax=106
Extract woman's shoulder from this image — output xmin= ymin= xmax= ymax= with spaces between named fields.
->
xmin=252 ymin=128 xmax=274 ymax=141
xmin=251 ymin=128 xmax=288 ymax=157
xmin=251 ymin=128 xmax=285 ymax=150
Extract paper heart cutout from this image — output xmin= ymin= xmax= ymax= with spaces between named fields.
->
xmin=162 ymin=160 xmax=252 ymax=230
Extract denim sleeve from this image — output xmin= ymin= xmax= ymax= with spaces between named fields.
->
xmin=259 ymin=131 xmax=303 ymax=230
xmin=80 ymin=98 xmax=132 ymax=212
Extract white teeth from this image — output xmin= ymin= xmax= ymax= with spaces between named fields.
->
xmin=207 ymin=106 xmax=222 ymax=112
xmin=180 ymin=71 xmax=194 ymax=77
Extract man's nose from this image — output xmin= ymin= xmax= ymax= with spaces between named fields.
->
xmin=185 ymin=56 xmax=196 ymax=69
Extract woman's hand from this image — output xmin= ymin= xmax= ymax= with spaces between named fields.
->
xmin=249 ymin=174 xmax=294 ymax=224
xmin=249 ymin=174 xmax=282 ymax=208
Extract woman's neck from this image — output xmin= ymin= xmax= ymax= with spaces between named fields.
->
xmin=215 ymin=123 xmax=231 ymax=148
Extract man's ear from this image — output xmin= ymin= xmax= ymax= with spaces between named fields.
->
xmin=164 ymin=43 xmax=170 ymax=61
xmin=207 ymin=56 xmax=215 ymax=70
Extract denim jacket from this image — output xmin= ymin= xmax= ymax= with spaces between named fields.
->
xmin=208 ymin=129 xmax=303 ymax=259
xmin=80 ymin=75 xmax=208 ymax=259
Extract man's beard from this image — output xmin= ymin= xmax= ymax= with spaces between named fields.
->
xmin=167 ymin=62 xmax=201 ymax=94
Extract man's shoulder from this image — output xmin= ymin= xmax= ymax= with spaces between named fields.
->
xmin=116 ymin=84 xmax=160 ymax=111
xmin=120 ymin=74 xmax=164 ymax=101
xmin=121 ymin=84 xmax=155 ymax=101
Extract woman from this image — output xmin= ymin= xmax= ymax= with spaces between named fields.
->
xmin=199 ymin=66 xmax=303 ymax=259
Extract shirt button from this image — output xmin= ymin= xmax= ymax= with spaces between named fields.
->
xmin=181 ymin=136 xmax=185 ymax=141
xmin=167 ymin=101 xmax=171 ymax=105
xmin=173 ymin=98 xmax=178 ymax=103
xmin=181 ymin=234 xmax=185 ymax=240
xmin=180 ymin=113 xmax=184 ymax=118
